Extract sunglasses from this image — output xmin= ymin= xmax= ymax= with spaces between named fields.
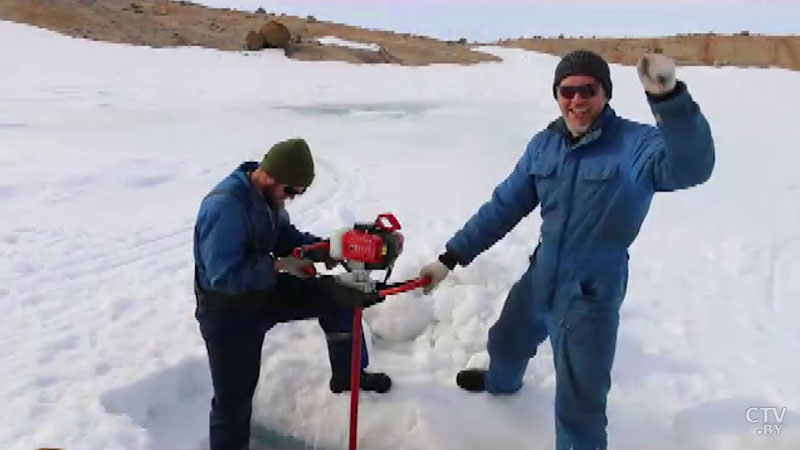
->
xmin=558 ymin=83 xmax=599 ymax=100
xmin=283 ymin=185 xmax=306 ymax=197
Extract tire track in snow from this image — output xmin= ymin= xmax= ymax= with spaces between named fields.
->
xmin=288 ymin=156 xmax=343 ymax=223
xmin=287 ymin=155 xmax=370 ymax=233
xmin=8 ymin=226 xmax=193 ymax=296
xmin=2 ymin=222 xmax=195 ymax=362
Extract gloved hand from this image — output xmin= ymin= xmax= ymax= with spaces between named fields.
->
xmin=298 ymin=240 xmax=340 ymax=270
xmin=419 ymin=260 xmax=450 ymax=294
xmin=637 ymin=53 xmax=677 ymax=95
xmin=275 ymin=256 xmax=315 ymax=279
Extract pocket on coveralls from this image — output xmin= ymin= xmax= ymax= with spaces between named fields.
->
xmin=578 ymin=158 xmax=620 ymax=204
xmin=563 ymin=279 xmax=618 ymax=331
xmin=530 ymin=157 xmax=559 ymax=222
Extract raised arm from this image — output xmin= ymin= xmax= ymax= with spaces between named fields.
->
xmin=632 ymin=54 xmax=715 ymax=192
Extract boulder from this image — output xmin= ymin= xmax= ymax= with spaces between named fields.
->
xmin=245 ymin=29 xmax=265 ymax=50
xmin=259 ymin=20 xmax=290 ymax=49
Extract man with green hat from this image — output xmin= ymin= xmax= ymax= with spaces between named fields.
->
xmin=193 ymin=138 xmax=392 ymax=450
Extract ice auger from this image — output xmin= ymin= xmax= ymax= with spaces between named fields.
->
xmin=291 ymin=213 xmax=430 ymax=450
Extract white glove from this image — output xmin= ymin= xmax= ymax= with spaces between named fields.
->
xmin=419 ymin=260 xmax=450 ymax=294
xmin=275 ymin=256 xmax=314 ymax=279
xmin=637 ymin=53 xmax=677 ymax=95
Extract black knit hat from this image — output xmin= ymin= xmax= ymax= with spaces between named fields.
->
xmin=553 ymin=50 xmax=612 ymax=99
xmin=259 ymin=138 xmax=315 ymax=187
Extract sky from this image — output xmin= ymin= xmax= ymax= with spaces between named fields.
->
xmin=2 ymin=16 xmax=800 ymax=450
xmin=195 ymin=0 xmax=800 ymax=41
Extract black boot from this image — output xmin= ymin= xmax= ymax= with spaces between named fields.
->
xmin=330 ymin=371 xmax=392 ymax=394
xmin=456 ymin=368 xmax=487 ymax=393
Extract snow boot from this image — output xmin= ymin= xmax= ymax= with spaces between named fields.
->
xmin=330 ymin=371 xmax=392 ymax=394
xmin=456 ymin=368 xmax=487 ymax=393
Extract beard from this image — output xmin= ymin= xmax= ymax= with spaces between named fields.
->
xmin=564 ymin=116 xmax=592 ymax=137
xmin=256 ymin=184 xmax=280 ymax=209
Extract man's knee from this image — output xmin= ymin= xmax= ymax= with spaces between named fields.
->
xmin=487 ymin=310 xmax=548 ymax=360
xmin=488 ymin=270 xmax=548 ymax=359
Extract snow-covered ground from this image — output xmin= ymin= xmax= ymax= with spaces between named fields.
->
xmin=2 ymin=19 xmax=800 ymax=450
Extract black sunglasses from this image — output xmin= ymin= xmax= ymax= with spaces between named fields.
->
xmin=283 ymin=185 xmax=306 ymax=197
xmin=558 ymin=83 xmax=599 ymax=100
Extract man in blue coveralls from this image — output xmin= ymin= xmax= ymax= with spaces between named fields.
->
xmin=194 ymin=138 xmax=391 ymax=450
xmin=419 ymin=51 xmax=715 ymax=449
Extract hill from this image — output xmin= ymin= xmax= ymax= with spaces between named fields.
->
xmin=1 ymin=0 xmax=798 ymax=70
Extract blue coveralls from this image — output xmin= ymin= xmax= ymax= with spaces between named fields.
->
xmin=446 ymin=82 xmax=715 ymax=449
xmin=193 ymin=162 xmax=367 ymax=450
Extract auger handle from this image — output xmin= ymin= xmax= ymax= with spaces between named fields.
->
xmin=290 ymin=241 xmax=332 ymax=277
xmin=291 ymin=240 xmax=330 ymax=259
xmin=377 ymin=276 xmax=432 ymax=297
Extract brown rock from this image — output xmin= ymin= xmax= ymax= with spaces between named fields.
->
xmin=378 ymin=46 xmax=401 ymax=64
xmin=259 ymin=20 xmax=290 ymax=49
xmin=154 ymin=0 xmax=168 ymax=15
xmin=245 ymin=29 xmax=265 ymax=50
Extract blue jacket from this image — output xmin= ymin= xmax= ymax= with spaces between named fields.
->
xmin=193 ymin=162 xmax=317 ymax=296
xmin=446 ymin=82 xmax=714 ymax=310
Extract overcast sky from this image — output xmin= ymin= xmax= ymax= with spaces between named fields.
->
xmin=196 ymin=0 xmax=800 ymax=41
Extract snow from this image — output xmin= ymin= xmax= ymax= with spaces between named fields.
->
xmin=316 ymin=36 xmax=380 ymax=52
xmin=2 ymin=18 xmax=800 ymax=450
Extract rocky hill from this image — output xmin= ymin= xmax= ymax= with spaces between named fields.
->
xmin=499 ymin=34 xmax=800 ymax=71
xmin=0 ymin=0 xmax=498 ymax=65
xmin=1 ymin=0 xmax=798 ymax=71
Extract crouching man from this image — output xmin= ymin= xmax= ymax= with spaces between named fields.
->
xmin=194 ymin=138 xmax=391 ymax=450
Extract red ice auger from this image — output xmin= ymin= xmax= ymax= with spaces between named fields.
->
xmin=291 ymin=213 xmax=430 ymax=450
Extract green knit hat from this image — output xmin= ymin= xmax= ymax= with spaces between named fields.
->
xmin=259 ymin=138 xmax=315 ymax=187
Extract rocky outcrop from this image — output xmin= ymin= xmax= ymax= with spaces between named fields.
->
xmin=499 ymin=33 xmax=800 ymax=71
xmin=258 ymin=20 xmax=290 ymax=49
